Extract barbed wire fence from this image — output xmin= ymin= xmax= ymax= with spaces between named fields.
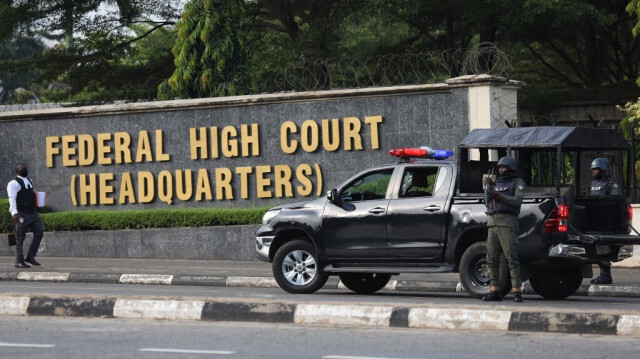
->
xmin=2 ymin=42 xmax=515 ymax=112
xmin=257 ymin=42 xmax=513 ymax=93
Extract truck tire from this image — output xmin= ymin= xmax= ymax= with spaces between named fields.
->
xmin=528 ymin=268 xmax=583 ymax=299
xmin=339 ymin=273 xmax=392 ymax=294
xmin=272 ymin=239 xmax=329 ymax=294
xmin=459 ymin=242 xmax=512 ymax=299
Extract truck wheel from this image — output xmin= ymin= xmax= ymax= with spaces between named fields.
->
xmin=459 ymin=242 xmax=512 ymax=299
xmin=338 ymin=273 xmax=392 ymax=294
xmin=272 ymin=239 xmax=328 ymax=294
xmin=528 ymin=268 xmax=582 ymax=299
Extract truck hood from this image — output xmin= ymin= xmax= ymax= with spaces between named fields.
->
xmin=268 ymin=197 xmax=324 ymax=211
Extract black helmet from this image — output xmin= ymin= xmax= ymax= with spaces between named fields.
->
xmin=497 ymin=156 xmax=517 ymax=171
xmin=590 ymin=157 xmax=608 ymax=171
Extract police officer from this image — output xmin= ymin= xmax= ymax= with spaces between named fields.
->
xmin=482 ymin=156 xmax=526 ymax=302
xmin=6 ymin=163 xmax=44 ymax=268
xmin=589 ymin=157 xmax=620 ymax=284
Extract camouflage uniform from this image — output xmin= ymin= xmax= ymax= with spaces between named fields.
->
xmin=486 ymin=177 xmax=526 ymax=289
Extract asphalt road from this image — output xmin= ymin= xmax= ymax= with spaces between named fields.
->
xmin=2 ymin=281 xmax=640 ymax=314
xmin=0 ymin=316 xmax=637 ymax=359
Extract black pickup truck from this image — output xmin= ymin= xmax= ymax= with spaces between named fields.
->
xmin=255 ymin=127 xmax=639 ymax=299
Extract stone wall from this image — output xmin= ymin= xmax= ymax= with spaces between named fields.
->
xmin=0 ymin=75 xmax=519 ymax=212
xmin=0 ymin=225 xmax=260 ymax=260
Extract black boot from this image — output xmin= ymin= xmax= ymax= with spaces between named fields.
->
xmin=482 ymin=290 xmax=502 ymax=301
xmin=513 ymin=292 xmax=523 ymax=302
xmin=25 ymin=257 xmax=41 ymax=266
xmin=590 ymin=262 xmax=612 ymax=284
xmin=15 ymin=260 xmax=30 ymax=268
xmin=591 ymin=275 xmax=612 ymax=284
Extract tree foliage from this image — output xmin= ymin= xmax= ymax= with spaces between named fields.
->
xmin=159 ymin=0 xmax=251 ymax=99
xmin=0 ymin=37 xmax=44 ymax=104
xmin=2 ymin=0 xmax=640 ymax=105
xmin=0 ymin=0 xmax=181 ymax=104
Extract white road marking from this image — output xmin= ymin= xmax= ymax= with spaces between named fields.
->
xmin=119 ymin=274 xmax=173 ymax=285
xmin=0 ymin=342 xmax=56 ymax=348
xmin=17 ymin=272 xmax=69 ymax=281
xmin=0 ymin=296 xmax=31 ymax=315
xmin=324 ymin=356 xmax=421 ymax=359
xmin=113 ymin=299 xmax=205 ymax=320
xmin=138 ymin=348 xmax=235 ymax=354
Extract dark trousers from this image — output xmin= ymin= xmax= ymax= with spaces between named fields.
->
xmin=486 ymin=225 xmax=522 ymax=288
xmin=14 ymin=212 xmax=43 ymax=262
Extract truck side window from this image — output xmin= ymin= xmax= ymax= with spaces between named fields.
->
xmin=340 ymin=170 xmax=393 ymax=202
xmin=400 ymin=168 xmax=439 ymax=198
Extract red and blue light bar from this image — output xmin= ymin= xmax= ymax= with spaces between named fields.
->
xmin=389 ymin=146 xmax=453 ymax=160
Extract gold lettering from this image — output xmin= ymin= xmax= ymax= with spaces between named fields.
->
xmin=343 ymin=117 xmax=363 ymax=150
xmin=78 ymin=134 xmax=95 ymax=166
xmin=45 ymin=136 xmax=60 ymax=168
xmin=70 ymin=174 xmax=77 ymax=205
xmin=136 ymin=130 xmax=153 ymax=163
xmin=175 ymin=169 xmax=193 ymax=201
xmin=138 ymin=171 xmax=154 ymax=203
xmin=119 ymin=172 xmax=136 ymax=204
xmin=97 ymin=133 xmax=113 ymax=165
xmin=215 ymin=168 xmax=234 ymax=200
xmin=221 ymin=126 xmax=239 ymax=158
xmin=321 ymin=119 xmax=340 ymax=152
xmin=235 ymin=167 xmax=253 ymax=199
xmin=256 ymin=165 xmax=272 ymax=198
xmin=210 ymin=127 xmax=219 ymax=159
xmin=195 ymin=168 xmax=213 ymax=201
xmin=301 ymin=120 xmax=319 ymax=153
xmin=365 ymin=115 xmax=383 ymax=149
xmin=296 ymin=164 xmax=313 ymax=196
xmin=79 ymin=173 xmax=97 ymax=205
xmin=241 ymin=123 xmax=260 ymax=157
xmin=99 ymin=173 xmax=115 ymax=205
xmin=280 ymin=121 xmax=297 ymax=154
xmin=114 ymin=132 xmax=132 ymax=164
xmin=274 ymin=165 xmax=293 ymax=198
xmin=62 ymin=135 xmax=77 ymax=167
xmin=157 ymin=170 xmax=173 ymax=204
xmin=155 ymin=129 xmax=170 ymax=162
xmin=190 ymin=127 xmax=208 ymax=160
xmin=314 ymin=163 xmax=323 ymax=196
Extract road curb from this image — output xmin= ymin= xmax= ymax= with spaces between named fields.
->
xmin=0 ymin=294 xmax=638 ymax=336
xmin=3 ymin=271 xmax=640 ymax=299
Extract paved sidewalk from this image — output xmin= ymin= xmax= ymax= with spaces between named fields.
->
xmin=0 ymin=256 xmax=639 ymax=298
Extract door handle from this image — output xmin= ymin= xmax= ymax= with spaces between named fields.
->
xmin=423 ymin=205 xmax=441 ymax=212
xmin=369 ymin=207 xmax=386 ymax=214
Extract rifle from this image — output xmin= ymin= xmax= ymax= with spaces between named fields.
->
xmin=484 ymin=167 xmax=497 ymax=214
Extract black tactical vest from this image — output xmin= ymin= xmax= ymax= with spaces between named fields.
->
xmin=493 ymin=176 xmax=521 ymax=215
xmin=590 ymin=176 xmax=615 ymax=195
xmin=15 ymin=177 xmax=36 ymax=214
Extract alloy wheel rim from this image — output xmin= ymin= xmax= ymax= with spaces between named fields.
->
xmin=282 ymin=249 xmax=317 ymax=286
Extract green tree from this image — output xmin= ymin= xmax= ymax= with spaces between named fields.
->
xmin=160 ymin=0 xmax=251 ymax=98
xmin=0 ymin=0 xmax=180 ymax=103
xmin=0 ymin=37 xmax=44 ymax=104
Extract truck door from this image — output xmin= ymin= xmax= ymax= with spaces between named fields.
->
xmin=323 ymin=169 xmax=394 ymax=258
xmin=386 ymin=164 xmax=452 ymax=259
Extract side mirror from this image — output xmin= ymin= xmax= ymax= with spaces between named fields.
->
xmin=328 ymin=188 xmax=341 ymax=203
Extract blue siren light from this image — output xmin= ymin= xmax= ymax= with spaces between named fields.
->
xmin=424 ymin=147 xmax=454 ymax=160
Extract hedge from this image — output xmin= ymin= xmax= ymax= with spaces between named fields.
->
xmin=0 ymin=198 xmax=268 ymax=232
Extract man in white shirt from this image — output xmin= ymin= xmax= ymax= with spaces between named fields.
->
xmin=7 ymin=163 xmax=43 ymax=268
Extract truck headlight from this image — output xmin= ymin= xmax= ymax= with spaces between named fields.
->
xmin=262 ymin=209 xmax=281 ymax=224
